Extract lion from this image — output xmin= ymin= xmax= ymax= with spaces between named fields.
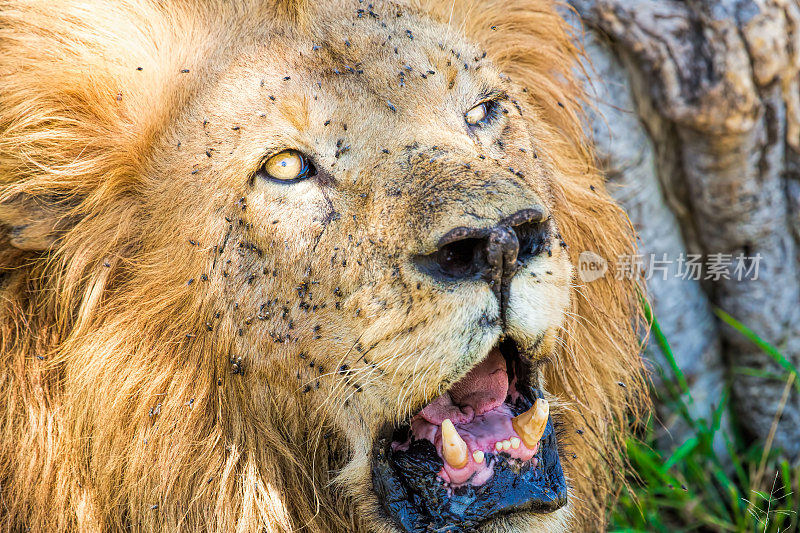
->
xmin=0 ymin=0 xmax=647 ymax=531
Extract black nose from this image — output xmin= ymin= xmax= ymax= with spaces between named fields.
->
xmin=415 ymin=207 xmax=551 ymax=302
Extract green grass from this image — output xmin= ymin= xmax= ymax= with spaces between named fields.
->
xmin=609 ymin=304 xmax=800 ymax=532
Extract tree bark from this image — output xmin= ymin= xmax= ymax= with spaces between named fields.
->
xmin=569 ymin=0 xmax=800 ymax=456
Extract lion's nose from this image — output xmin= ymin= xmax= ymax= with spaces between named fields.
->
xmin=415 ymin=207 xmax=551 ymax=301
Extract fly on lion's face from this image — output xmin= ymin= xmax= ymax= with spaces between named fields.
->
xmin=0 ymin=1 xmax=645 ymax=532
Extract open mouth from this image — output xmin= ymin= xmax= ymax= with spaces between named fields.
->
xmin=371 ymin=339 xmax=567 ymax=532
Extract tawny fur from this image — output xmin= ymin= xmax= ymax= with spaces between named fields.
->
xmin=0 ymin=1 xmax=647 ymax=531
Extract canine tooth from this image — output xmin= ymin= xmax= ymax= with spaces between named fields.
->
xmin=473 ymin=450 xmax=485 ymax=464
xmin=510 ymin=437 xmax=521 ymax=449
xmin=511 ymin=398 xmax=549 ymax=449
xmin=495 ymin=441 xmax=504 ymax=451
xmin=441 ymin=419 xmax=468 ymax=469
xmin=502 ymin=440 xmax=511 ymax=451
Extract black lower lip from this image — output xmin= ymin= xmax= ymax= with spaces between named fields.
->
xmin=371 ymin=388 xmax=567 ymax=533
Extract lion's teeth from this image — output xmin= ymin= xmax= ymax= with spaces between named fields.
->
xmin=511 ymin=398 xmax=549 ymax=449
xmin=502 ymin=440 xmax=511 ymax=451
xmin=510 ymin=437 xmax=521 ymax=449
xmin=441 ymin=419 xmax=468 ymax=469
xmin=472 ymin=450 xmax=485 ymax=464
xmin=495 ymin=441 xmax=504 ymax=451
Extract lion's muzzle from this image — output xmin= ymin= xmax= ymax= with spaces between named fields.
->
xmin=412 ymin=207 xmax=552 ymax=315
xmin=371 ymin=340 xmax=567 ymax=532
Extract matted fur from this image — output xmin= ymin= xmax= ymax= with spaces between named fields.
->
xmin=0 ymin=1 xmax=647 ymax=531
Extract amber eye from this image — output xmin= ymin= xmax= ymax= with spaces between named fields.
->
xmin=260 ymin=150 xmax=316 ymax=182
xmin=465 ymin=103 xmax=489 ymax=125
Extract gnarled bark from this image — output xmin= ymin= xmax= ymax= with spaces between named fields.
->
xmin=570 ymin=0 xmax=800 ymax=455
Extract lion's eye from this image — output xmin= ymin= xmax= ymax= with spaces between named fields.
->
xmin=465 ymin=103 xmax=489 ymax=126
xmin=260 ymin=150 xmax=316 ymax=182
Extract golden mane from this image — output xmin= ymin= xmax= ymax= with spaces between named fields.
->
xmin=0 ymin=0 xmax=647 ymax=531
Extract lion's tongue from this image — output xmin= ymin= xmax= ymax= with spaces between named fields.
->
xmin=418 ymin=348 xmax=508 ymax=425
xmin=409 ymin=349 xmax=537 ymax=486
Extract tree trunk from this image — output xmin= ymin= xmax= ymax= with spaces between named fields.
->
xmin=568 ymin=0 xmax=800 ymax=456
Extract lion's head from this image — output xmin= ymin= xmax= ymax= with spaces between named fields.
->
xmin=0 ymin=1 xmax=646 ymax=531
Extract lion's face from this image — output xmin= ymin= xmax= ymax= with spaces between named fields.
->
xmin=0 ymin=0 xmax=654 ymax=529
xmin=137 ymin=3 xmax=573 ymax=531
